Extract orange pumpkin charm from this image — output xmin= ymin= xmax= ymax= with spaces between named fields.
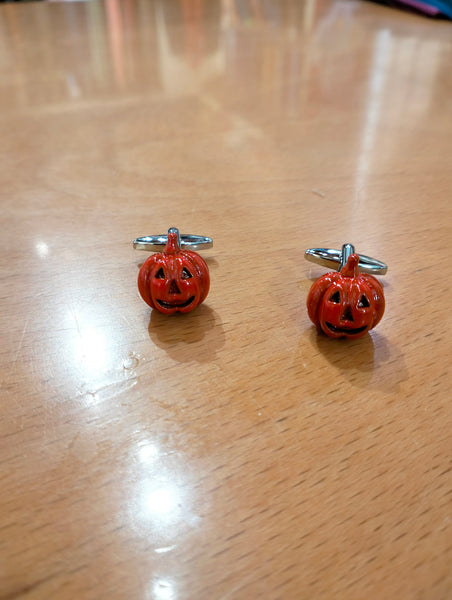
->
xmin=307 ymin=253 xmax=385 ymax=339
xmin=138 ymin=229 xmax=210 ymax=315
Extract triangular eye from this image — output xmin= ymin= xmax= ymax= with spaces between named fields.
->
xmin=358 ymin=295 xmax=370 ymax=308
xmin=155 ymin=267 xmax=165 ymax=279
xmin=329 ymin=291 xmax=341 ymax=303
xmin=181 ymin=267 xmax=192 ymax=279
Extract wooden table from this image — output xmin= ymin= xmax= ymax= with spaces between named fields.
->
xmin=1 ymin=1 xmax=451 ymax=598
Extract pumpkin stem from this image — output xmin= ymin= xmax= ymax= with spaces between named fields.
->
xmin=165 ymin=228 xmax=181 ymax=254
xmin=340 ymin=253 xmax=360 ymax=277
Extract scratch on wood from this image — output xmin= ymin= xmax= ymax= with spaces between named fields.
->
xmin=13 ymin=317 xmax=29 ymax=364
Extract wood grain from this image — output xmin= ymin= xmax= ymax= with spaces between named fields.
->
xmin=0 ymin=1 xmax=451 ymax=598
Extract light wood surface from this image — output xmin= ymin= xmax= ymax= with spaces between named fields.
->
xmin=1 ymin=1 xmax=451 ymax=598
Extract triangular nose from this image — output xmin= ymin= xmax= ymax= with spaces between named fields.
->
xmin=343 ymin=306 xmax=354 ymax=322
xmin=169 ymin=280 xmax=181 ymax=294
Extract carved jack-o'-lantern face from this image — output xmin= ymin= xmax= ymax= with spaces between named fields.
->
xmin=138 ymin=231 xmax=210 ymax=315
xmin=307 ymin=254 xmax=385 ymax=339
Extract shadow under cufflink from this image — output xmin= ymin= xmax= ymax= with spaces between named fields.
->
xmin=309 ymin=325 xmax=377 ymax=377
xmin=306 ymin=326 xmax=407 ymax=393
xmin=148 ymin=303 xmax=225 ymax=363
xmin=204 ymin=256 xmax=219 ymax=269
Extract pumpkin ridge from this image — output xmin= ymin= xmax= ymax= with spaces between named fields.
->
xmin=306 ymin=272 xmax=341 ymax=327
xmin=138 ymin=254 xmax=160 ymax=308
xmin=181 ymin=250 xmax=210 ymax=304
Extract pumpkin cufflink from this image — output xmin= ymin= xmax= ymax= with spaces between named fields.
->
xmin=133 ymin=227 xmax=212 ymax=315
xmin=305 ymin=244 xmax=387 ymax=339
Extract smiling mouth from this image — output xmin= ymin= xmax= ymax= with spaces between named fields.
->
xmin=325 ymin=322 xmax=367 ymax=335
xmin=157 ymin=296 xmax=195 ymax=309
